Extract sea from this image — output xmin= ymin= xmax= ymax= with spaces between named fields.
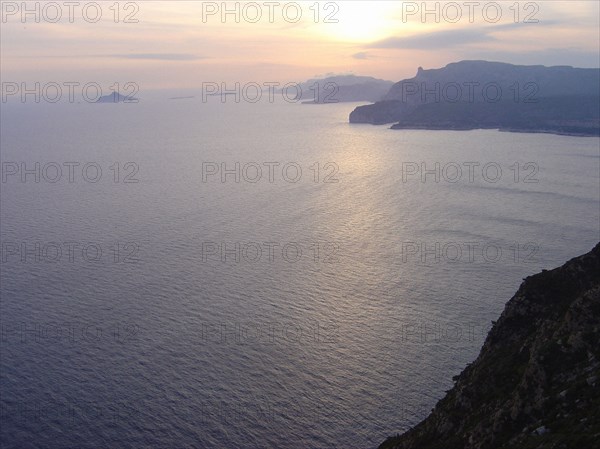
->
xmin=1 ymin=97 xmax=599 ymax=448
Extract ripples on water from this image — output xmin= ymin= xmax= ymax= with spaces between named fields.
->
xmin=1 ymin=100 xmax=599 ymax=448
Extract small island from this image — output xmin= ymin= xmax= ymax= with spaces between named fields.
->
xmin=95 ymin=92 xmax=138 ymax=103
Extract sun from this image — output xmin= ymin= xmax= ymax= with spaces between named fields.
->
xmin=316 ymin=1 xmax=401 ymax=43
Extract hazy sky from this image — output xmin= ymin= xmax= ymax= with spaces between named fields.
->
xmin=1 ymin=1 xmax=599 ymax=89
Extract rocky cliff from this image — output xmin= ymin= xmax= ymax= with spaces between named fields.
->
xmin=350 ymin=61 xmax=600 ymax=136
xmin=379 ymin=243 xmax=600 ymax=449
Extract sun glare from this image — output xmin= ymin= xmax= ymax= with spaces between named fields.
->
xmin=317 ymin=1 xmax=401 ymax=42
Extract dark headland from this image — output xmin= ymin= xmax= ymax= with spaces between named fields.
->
xmin=378 ymin=243 xmax=600 ymax=449
xmin=350 ymin=61 xmax=600 ymax=137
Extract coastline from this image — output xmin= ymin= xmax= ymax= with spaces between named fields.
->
xmin=386 ymin=124 xmax=600 ymax=138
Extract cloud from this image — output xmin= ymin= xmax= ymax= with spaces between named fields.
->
xmin=490 ymin=20 xmax=561 ymax=31
xmin=364 ymin=21 xmax=564 ymax=51
xmin=106 ymin=53 xmax=205 ymax=61
xmin=366 ymin=28 xmax=495 ymax=49
xmin=352 ymin=52 xmax=370 ymax=60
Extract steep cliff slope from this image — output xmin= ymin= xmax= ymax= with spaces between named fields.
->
xmin=379 ymin=243 xmax=600 ymax=449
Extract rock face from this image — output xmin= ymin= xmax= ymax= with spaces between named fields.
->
xmin=350 ymin=61 xmax=600 ymax=136
xmin=379 ymin=243 xmax=600 ymax=449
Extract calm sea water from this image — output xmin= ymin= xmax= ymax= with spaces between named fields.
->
xmin=1 ymin=98 xmax=599 ymax=448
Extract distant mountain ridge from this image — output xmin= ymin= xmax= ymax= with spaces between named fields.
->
xmin=296 ymin=74 xmax=394 ymax=103
xmin=349 ymin=61 xmax=600 ymax=136
xmin=378 ymin=243 xmax=600 ymax=449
